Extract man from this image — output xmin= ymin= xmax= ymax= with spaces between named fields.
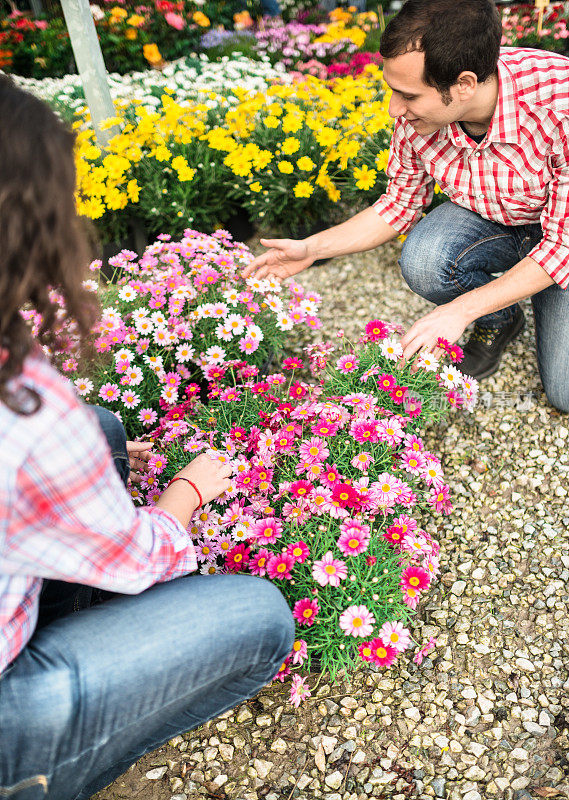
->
xmin=243 ymin=0 xmax=569 ymax=413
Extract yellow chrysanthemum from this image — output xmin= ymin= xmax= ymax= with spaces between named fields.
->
xmin=250 ymin=182 xmax=262 ymax=192
xmin=281 ymin=137 xmax=301 ymax=155
xmin=293 ymin=181 xmax=314 ymax=199
xmin=353 ymin=165 xmax=377 ymax=190
xmin=278 ymin=161 xmax=294 ymax=174
xmin=297 ymin=156 xmax=315 ymax=172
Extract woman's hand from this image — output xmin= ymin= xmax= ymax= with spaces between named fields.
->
xmin=241 ymin=237 xmax=314 ymax=281
xmin=126 ymin=441 xmax=153 ymax=484
xmin=174 ymin=453 xmax=233 ymax=507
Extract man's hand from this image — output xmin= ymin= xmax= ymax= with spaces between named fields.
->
xmin=241 ymin=237 xmax=314 ymax=280
xmin=400 ymin=302 xmax=471 ymax=361
xmin=126 ymin=441 xmax=153 ymax=484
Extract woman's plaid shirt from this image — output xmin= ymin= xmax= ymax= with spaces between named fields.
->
xmin=0 ymin=353 xmax=196 ymax=674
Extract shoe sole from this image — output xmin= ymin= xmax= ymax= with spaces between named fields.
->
xmin=464 ymin=313 xmax=526 ymax=380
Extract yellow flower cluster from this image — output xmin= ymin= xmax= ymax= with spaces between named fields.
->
xmin=74 ymin=69 xmax=394 ymax=226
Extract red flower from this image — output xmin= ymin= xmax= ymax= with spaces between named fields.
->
xmin=225 ymin=544 xmax=251 ymax=573
xmin=331 ymin=483 xmax=360 ymax=509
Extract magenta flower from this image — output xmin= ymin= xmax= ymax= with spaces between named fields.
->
xmin=249 ymin=548 xmax=271 ymax=576
xmin=225 ymin=544 xmax=251 ymax=573
xmin=251 ymin=517 xmax=283 ymax=545
xmin=427 ymin=484 xmax=452 ymax=514
xmin=267 ymin=552 xmax=295 ymax=580
xmin=292 ymin=597 xmax=319 ymax=627
xmin=312 ymin=551 xmax=347 ymax=587
xmin=148 ymin=453 xmax=167 ymax=474
xmin=413 ymin=636 xmax=437 ymax=665
xmin=339 ymin=605 xmax=375 ymax=638
xmin=291 ymin=638 xmax=308 ymax=665
xmin=286 ymin=540 xmax=310 ymax=563
xmin=350 ymin=419 xmax=379 ymax=444
xmin=364 ymin=319 xmax=389 ymax=341
xmin=377 ymin=373 xmax=397 ymax=391
xmin=350 ymin=451 xmax=374 ymax=471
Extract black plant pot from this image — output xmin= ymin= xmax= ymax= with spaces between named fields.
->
xmin=100 ymin=218 xmax=148 ymax=283
xmin=222 ymin=208 xmax=256 ymax=243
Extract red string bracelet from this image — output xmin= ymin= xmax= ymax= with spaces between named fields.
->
xmin=167 ymin=477 xmax=203 ymax=508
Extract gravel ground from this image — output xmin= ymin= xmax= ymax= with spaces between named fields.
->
xmin=95 ymin=239 xmax=569 ymax=800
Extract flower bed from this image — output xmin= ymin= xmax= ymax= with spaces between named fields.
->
xmin=140 ymin=321 xmax=477 ymax=702
xmin=32 ymin=231 xmax=321 ymax=440
xmin=70 ymin=66 xmax=393 ymax=244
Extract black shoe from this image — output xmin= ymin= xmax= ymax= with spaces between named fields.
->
xmin=459 ymin=307 xmax=525 ymax=379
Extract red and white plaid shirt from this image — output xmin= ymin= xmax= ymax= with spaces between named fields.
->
xmin=0 ymin=352 xmax=197 ymax=674
xmin=374 ymin=47 xmax=569 ymax=289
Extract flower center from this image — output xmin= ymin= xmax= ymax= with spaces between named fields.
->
xmin=324 ymin=565 xmax=337 ymax=575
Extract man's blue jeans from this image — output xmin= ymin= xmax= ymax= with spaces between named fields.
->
xmin=0 ymin=407 xmax=295 ymax=800
xmin=399 ymin=202 xmax=569 ymax=413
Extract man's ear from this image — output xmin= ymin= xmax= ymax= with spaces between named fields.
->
xmin=454 ymin=70 xmax=478 ymax=100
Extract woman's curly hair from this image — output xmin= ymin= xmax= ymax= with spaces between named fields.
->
xmin=0 ymin=75 xmax=99 ymax=414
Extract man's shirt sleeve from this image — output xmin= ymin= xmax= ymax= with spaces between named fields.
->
xmin=372 ymin=119 xmax=435 ymax=234
xmin=527 ymin=124 xmax=569 ymax=289
xmin=7 ymin=402 xmax=197 ymax=594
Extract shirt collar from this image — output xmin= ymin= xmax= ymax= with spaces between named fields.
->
xmin=438 ymin=55 xmax=521 ymax=147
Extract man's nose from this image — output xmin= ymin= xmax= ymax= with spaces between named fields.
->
xmin=388 ymin=94 xmax=405 ymax=119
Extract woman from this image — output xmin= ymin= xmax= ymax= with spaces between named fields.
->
xmin=0 ymin=75 xmax=294 ymax=800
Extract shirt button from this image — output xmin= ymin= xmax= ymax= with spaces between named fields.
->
xmin=474 ymin=151 xmax=482 ymax=157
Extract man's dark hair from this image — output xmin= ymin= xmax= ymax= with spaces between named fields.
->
xmin=379 ymin=0 xmax=502 ymax=99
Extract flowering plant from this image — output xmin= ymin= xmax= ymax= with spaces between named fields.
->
xmin=500 ymin=3 xmax=569 ymax=52
xmin=141 ymin=322 xmax=477 ymax=703
xmin=41 ymin=231 xmax=320 ymax=439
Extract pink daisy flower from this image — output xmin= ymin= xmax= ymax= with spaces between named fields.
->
xmin=339 ymin=605 xmax=376 ymax=638
xmin=369 ymin=639 xmax=398 ymax=667
xmin=310 ymin=419 xmax=339 ymax=438
xmin=289 ymin=480 xmax=313 ymax=499
xmin=371 ymin=474 xmax=400 ymax=508
xmin=239 ymin=336 xmax=260 ymax=354
xmin=286 ymin=540 xmax=310 ymax=563
xmin=291 ymin=638 xmax=308 ymax=665
xmin=138 ymin=408 xmax=157 ymax=427
xmin=250 ymin=517 xmax=283 ymax=545
xmin=121 ymin=389 xmax=140 ymax=409
xmin=99 ymin=382 xmax=120 ymax=402
xmin=376 ymin=417 xmax=405 ymax=446
xmin=293 ymin=597 xmax=319 ymax=627
xmin=320 ymin=463 xmax=341 ymax=488
xmin=358 ymin=641 xmax=375 ymax=662
xmin=298 ymin=437 xmax=330 ymax=464
xmin=400 ymin=450 xmax=426 ymax=475
xmin=351 ymin=451 xmax=374 ymax=471
xmin=267 ymin=552 xmax=295 ymax=580
xmin=336 ymin=353 xmax=359 ymax=373
xmin=274 ymin=657 xmax=291 ymax=683
xmin=378 ymin=621 xmax=411 ymax=653
xmin=219 ymin=387 xmax=241 ymax=403
xmin=337 ymin=521 xmax=370 ymax=556
xmin=290 ymin=674 xmax=311 ymax=707
xmin=148 ymin=454 xmax=167 ymax=474
xmin=428 ymin=484 xmax=452 ymax=514
xmin=400 ymin=565 xmax=431 ymax=593
xmin=249 ymin=549 xmax=271 ymax=577
xmin=312 ymin=551 xmax=347 ymax=587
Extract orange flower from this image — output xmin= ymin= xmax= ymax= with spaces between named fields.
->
xmin=192 ymin=10 xmax=210 ymax=26
xmin=233 ymin=10 xmax=253 ymax=29
xmin=0 ymin=49 xmax=13 ymax=68
xmin=143 ymin=43 xmax=162 ymax=65
xmin=125 ymin=27 xmax=137 ymax=39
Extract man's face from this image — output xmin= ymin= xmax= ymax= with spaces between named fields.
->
xmin=382 ymin=50 xmax=463 ymax=136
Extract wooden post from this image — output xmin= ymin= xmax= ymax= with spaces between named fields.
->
xmin=535 ymin=0 xmax=550 ymax=36
xmin=59 ymin=0 xmax=117 ymax=146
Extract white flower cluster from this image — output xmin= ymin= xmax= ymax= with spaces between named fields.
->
xmin=5 ymin=53 xmax=291 ymax=114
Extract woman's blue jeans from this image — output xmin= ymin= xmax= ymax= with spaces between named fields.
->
xmin=0 ymin=407 xmax=295 ymax=800
xmin=399 ymin=202 xmax=569 ymax=413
